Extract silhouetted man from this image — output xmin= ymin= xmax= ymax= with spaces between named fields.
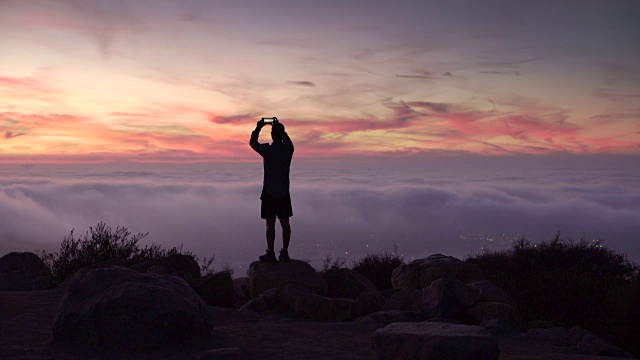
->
xmin=250 ymin=118 xmax=294 ymax=262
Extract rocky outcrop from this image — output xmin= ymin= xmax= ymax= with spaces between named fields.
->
xmin=380 ymin=255 xmax=525 ymax=329
xmin=373 ymin=322 xmax=499 ymax=360
xmin=129 ymin=254 xmax=201 ymax=286
xmin=0 ymin=252 xmax=52 ymax=291
xmin=278 ymin=283 xmax=355 ymax=322
xmin=391 ymin=254 xmax=485 ymax=290
xmin=422 ymin=279 xmax=481 ymax=318
xmin=247 ymin=260 xmax=327 ymax=298
xmin=194 ymin=271 xmax=235 ymax=307
xmin=323 ymin=268 xmax=379 ymax=298
xmin=53 ymin=266 xmax=212 ymax=349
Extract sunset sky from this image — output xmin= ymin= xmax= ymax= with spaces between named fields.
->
xmin=1 ymin=0 xmax=639 ymax=162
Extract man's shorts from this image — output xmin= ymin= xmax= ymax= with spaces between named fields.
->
xmin=261 ymin=192 xmax=293 ymax=219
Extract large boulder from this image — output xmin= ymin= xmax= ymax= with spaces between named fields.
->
xmin=247 ymin=260 xmax=327 ymax=298
xmin=278 ymin=283 xmax=355 ymax=322
xmin=323 ymin=268 xmax=379 ymax=298
xmin=194 ymin=271 xmax=235 ymax=307
xmin=129 ymin=254 xmax=201 ymax=286
xmin=391 ymin=254 xmax=485 ymax=290
xmin=422 ymin=279 xmax=481 ymax=318
xmin=61 ymin=258 xmax=129 ymax=287
xmin=53 ymin=266 xmax=213 ymax=349
xmin=373 ymin=322 xmax=499 ymax=360
xmin=0 ymin=252 xmax=52 ymax=290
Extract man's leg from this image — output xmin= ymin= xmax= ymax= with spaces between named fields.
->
xmin=266 ymin=218 xmax=276 ymax=252
xmin=279 ymin=217 xmax=291 ymax=251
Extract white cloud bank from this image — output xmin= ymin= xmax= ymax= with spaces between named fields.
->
xmin=1 ymin=158 xmax=639 ymax=271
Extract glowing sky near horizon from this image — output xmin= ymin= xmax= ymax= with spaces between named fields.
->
xmin=1 ymin=0 xmax=639 ymax=161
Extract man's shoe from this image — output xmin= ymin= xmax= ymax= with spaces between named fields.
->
xmin=278 ymin=249 xmax=291 ymax=262
xmin=259 ymin=249 xmax=277 ymax=263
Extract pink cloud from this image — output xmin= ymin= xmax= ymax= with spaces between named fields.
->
xmin=209 ymin=113 xmax=258 ymax=125
xmin=0 ymin=73 xmax=55 ymax=96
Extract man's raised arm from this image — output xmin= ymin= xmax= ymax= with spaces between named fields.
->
xmin=250 ymin=120 xmax=264 ymax=155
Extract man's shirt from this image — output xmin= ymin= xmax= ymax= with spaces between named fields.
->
xmin=250 ymin=129 xmax=294 ymax=198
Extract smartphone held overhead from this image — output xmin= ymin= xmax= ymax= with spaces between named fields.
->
xmin=262 ymin=117 xmax=278 ymax=124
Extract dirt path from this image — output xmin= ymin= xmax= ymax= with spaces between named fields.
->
xmin=0 ymin=288 xmax=629 ymax=359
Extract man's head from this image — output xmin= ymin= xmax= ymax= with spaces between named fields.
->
xmin=271 ymin=122 xmax=285 ymax=142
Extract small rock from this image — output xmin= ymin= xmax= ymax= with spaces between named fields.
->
xmin=373 ymin=322 xmax=499 ymax=360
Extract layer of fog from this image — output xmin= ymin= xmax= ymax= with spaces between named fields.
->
xmin=1 ymin=157 xmax=639 ymax=273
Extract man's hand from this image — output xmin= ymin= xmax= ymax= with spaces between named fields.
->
xmin=256 ymin=119 xmax=265 ymax=129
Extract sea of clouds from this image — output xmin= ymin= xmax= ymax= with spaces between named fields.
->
xmin=1 ymin=157 xmax=639 ymax=272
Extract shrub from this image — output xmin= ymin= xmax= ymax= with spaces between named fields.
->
xmin=319 ymin=254 xmax=348 ymax=275
xmin=469 ymin=234 xmax=640 ymax=356
xmin=352 ymin=247 xmax=404 ymax=290
xmin=40 ymin=222 xmax=189 ymax=280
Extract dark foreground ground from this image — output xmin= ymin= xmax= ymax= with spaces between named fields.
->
xmin=0 ymin=287 xmax=631 ymax=360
